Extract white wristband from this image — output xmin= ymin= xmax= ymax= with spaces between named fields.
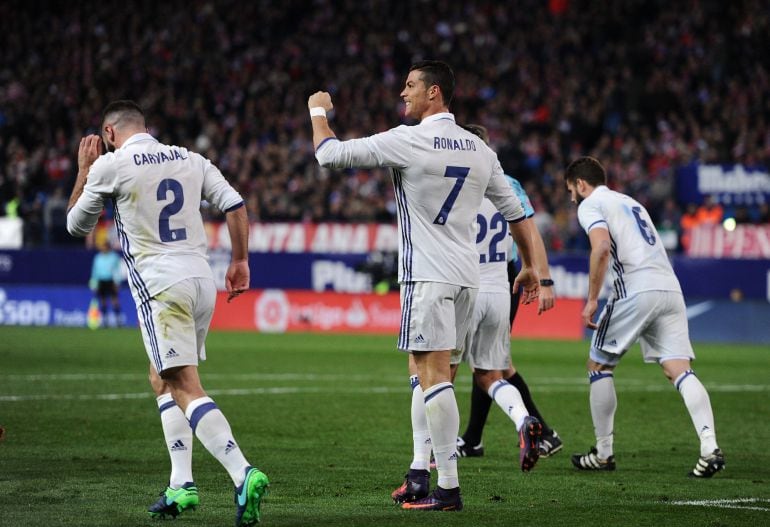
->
xmin=309 ymin=107 xmax=327 ymax=118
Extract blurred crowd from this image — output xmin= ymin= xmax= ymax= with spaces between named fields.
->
xmin=1 ymin=0 xmax=769 ymax=251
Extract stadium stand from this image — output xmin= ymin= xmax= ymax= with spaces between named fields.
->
xmin=1 ymin=0 xmax=768 ymax=251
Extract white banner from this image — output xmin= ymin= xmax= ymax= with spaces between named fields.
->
xmin=0 ymin=217 xmax=23 ymax=249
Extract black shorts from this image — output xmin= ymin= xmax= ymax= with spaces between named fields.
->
xmin=96 ymin=280 xmax=117 ymax=297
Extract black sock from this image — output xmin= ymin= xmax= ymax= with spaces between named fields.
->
xmin=461 ymin=379 xmax=493 ymax=446
xmin=507 ymin=372 xmax=552 ymax=434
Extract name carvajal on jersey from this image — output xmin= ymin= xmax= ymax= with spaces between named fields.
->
xmin=433 ymin=137 xmax=477 ymax=151
xmin=133 ymin=149 xmax=188 ymax=166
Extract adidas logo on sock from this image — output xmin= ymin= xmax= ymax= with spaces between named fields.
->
xmin=414 ymin=334 xmax=425 ymax=344
xmin=607 ymin=339 xmax=617 ymax=346
xmin=224 ymin=439 xmax=238 ymax=455
xmin=448 ymin=452 xmax=458 ymax=461
xmin=170 ymin=439 xmax=187 ymax=451
xmin=165 ymin=348 xmax=179 ymax=358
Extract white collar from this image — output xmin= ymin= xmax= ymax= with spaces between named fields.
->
xmin=120 ymin=133 xmax=158 ymax=149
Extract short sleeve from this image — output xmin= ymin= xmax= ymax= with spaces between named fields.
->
xmin=506 ymin=176 xmax=535 ymax=217
xmin=577 ymin=198 xmax=608 ymax=234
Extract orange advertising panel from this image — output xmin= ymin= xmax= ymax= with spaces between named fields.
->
xmin=212 ymin=290 xmax=585 ymax=340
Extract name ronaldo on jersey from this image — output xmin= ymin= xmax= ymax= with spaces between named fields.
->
xmin=433 ymin=137 xmax=477 ymax=151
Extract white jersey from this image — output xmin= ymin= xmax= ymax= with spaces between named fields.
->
xmin=68 ymin=133 xmax=243 ymax=306
xmin=577 ymin=185 xmax=681 ymax=299
xmin=477 ymin=175 xmax=534 ymax=293
xmin=316 ymin=113 xmax=525 ymax=287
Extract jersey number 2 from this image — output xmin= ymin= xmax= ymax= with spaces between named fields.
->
xmin=157 ymin=179 xmax=188 ymax=242
xmin=433 ymin=166 xmax=470 ymax=225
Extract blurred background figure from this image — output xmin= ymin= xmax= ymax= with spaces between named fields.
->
xmin=89 ymin=241 xmax=123 ymax=327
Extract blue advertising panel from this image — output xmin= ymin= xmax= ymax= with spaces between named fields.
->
xmin=677 ymin=163 xmax=770 ymax=206
xmin=2 ymin=249 xmax=769 ymax=301
xmin=0 ymin=285 xmax=137 ymax=327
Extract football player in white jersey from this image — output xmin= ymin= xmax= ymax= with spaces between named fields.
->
xmin=67 ymin=100 xmax=269 ymax=525
xmin=565 ymin=156 xmax=724 ymax=478
xmin=308 ymin=61 xmax=541 ymax=511
xmin=453 ymin=124 xmax=562 ymax=465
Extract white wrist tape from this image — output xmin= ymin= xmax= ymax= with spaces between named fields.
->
xmin=309 ymin=107 xmax=327 ymax=118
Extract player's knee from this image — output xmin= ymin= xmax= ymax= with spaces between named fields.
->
xmin=473 ymin=369 xmax=502 ymax=391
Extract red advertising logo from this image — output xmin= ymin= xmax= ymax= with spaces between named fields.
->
xmin=213 ymin=290 xmax=584 ymax=340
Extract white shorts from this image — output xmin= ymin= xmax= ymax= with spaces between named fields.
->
xmin=590 ymin=290 xmax=695 ymax=367
xmin=138 ymin=277 xmax=216 ymax=374
xmin=455 ymin=291 xmax=511 ymax=370
xmin=398 ymin=281 xmax=477 ymax=353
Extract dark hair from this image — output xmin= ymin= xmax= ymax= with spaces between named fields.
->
xmin=461 ymin=123 xmax=489 ymax=145
xmin=565 ymin=156 xmax=607 ymax=187
xmin=101 ymin=99 xmax=145 ymax=129
xmin=409 ymin=60 xmax=455 ymax=107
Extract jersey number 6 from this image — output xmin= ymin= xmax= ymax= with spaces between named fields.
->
xmin=433 ymin=166 xmax=471 ymax=225
xmin=157 ymin=178 xmax=188 ymax=242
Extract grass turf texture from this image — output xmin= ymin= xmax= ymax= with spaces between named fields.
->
xmin=0 ymin=327 xmax=768 ymax=526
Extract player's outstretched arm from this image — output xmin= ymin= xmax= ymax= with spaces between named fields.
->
xmin=225 ymin=205 xmax=249 ymax=303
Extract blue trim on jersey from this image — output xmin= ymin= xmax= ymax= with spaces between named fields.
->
xmin=158 ymin=400 xmax=177 ymax=414
xmin=398 ymin=282 xmax=414 ymax=350
xmin=509 ymin=215 xmax=526 ymax=223
xmin=393 ymin=170 xmax=413 ymax=281
xmin=675 ymin=369 xmax=696 ymax=391
xmin=113 ymin=204 xmax=163 ymax=372
xmin=490 ymin=379 xmax=509 ymax=400
xmin=595 ymin=299 xmax=615 ymax=349
xmin=588 ymin=371 xmax=614 ymax=383
xmin=224 ymin=201 xmax=244 ymax=213
xmin=588 ymin=219 xmax=608 ymax=231
xmin=315 ymin=137 xmax=339 ymax=152
xmin=410 ymin=375 xmax=420 ymax=390
xmin=424 ymin=383 xmax=453 ymax=404
xmin=188 ymin=401 xmax=218 ymax=432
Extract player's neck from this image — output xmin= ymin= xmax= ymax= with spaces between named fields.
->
xmin=419 ymin=103 xmax=450 ymax=121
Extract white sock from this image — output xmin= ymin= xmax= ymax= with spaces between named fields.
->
xmin=488 ymin=379 xmax=528 ymax=430
xmin=157 ymin=394 xmax=194 ymax=488
xmin=675 ymin=370 xmax=719 ymax=457
xmin=423 ymin=382 xmax=459 ymax=489
xmin=409 ymin=375 xmax=431 ymax=471
xmin=185 ymin=396 xmax=250 ymax=487
xmin=589 ymin=371 xmax=616 ymax=459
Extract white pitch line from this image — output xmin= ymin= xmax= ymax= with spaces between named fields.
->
xmin=669 ymin=498 xmax=770 ymax=512
xmin=1 ymin=381 xmax=769 ymax=402
xmin=0 ymin=385 xmax=411 ymax=402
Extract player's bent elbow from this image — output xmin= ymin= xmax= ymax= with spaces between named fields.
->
xmin=66 ymin=218 xmax=88 ymax=238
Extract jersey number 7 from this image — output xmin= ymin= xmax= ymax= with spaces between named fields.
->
xmin=433 ymin=166 xmax=470 ymax=225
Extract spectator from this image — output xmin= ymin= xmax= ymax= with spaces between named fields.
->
xmin=1 ymin=0 xmax=768 ymax=248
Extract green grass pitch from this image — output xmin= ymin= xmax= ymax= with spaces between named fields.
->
xmin=0 ymin=327 xmax=768 ymax=526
